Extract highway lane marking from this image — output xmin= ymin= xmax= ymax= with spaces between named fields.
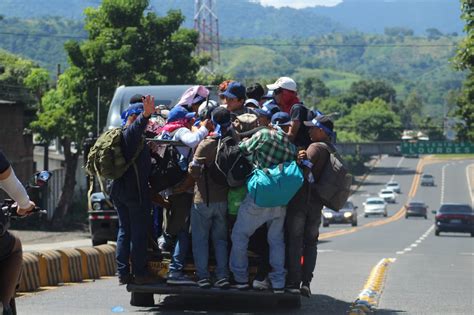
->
xmin=348 ymin=258 xmax=396 ymax=314
xmin=389 ymin=156 xmax=405 ymax=182
xmin=396 ymin=225 xmax=434 ymax=255
xmin=466 ymin=164 xmax=474 ymax=207
xmin=440 ymin=163 xmax=450 ymax=204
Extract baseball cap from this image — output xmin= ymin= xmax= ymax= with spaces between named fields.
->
xmin=254 ymin=100 xmax=280 ymax=118
xmin=244 ymin=98 xmax=259 ymax=108
xmin=304 ymin=115 xmax=334 ymax=135
xmin=211 ymin=106 xmax=231 ymax=127
xmin=220 ymin=81 xmax=246 ymax=100
xmin=266 ymin=77 xmax=297 ymax=92
xmin=167 ymin=106 xmax=196 ymax=123
xmin=271 ymin=112 xmax=292 ymax=126
xmin=198 ymin=100 xmax=219 ymax=119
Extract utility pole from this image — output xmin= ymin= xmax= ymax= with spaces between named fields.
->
xmin=194 ymin=0 xmax=220 ymax=73
xmin=97 ymin=86 xmax=100 ymax=136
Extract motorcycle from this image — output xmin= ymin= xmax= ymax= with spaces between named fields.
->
xmin=0 ymin=170 xmax=52 ymax=315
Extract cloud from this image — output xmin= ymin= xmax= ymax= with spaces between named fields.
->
xmin=257 ymin=0 xmax=343 ymax=9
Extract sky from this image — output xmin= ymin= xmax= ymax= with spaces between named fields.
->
xmin=257 ymin=0 xmax=343 ymax=9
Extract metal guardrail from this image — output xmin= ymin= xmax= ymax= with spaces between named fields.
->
xmin=336 ymin=142 xmax=400 ymax=156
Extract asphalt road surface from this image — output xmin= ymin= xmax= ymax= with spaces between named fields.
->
xmin=15 ymin=156 xmax=474 ymax=314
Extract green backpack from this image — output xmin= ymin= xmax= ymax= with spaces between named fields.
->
xmin=85 ymin=128 xmax=144 ymax=180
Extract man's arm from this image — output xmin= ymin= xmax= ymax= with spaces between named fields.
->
xmin=287 ymin=120 xmax=301 ymax=142
xmin=0 ymin=151 xmax=35 ymax=214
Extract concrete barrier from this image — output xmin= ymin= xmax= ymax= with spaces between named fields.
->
xmin=76 ymin=247 xmax=101 ymax=279
xmin=57 ymin=248 xmax=83 ymax=283
xmin=33 ymin=250 xmax=63 ymax=286
xmin=18 ymin=252 xmax=40 ymax=292
xmin=93 ymin=244 xmax=117 ymax=277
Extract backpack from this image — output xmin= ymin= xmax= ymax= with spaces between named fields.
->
xmin=247 ymin=161 xmax=304 ymax=208
xmin=312 ymin=142 xmax=352 ymax=210
xmin=211 ymin=136 xmax=253 ymax=187
xmin=85 ymin=128 xmax=143 ymax=180
xmin=148 ymin=130 xmax=189 ymax=193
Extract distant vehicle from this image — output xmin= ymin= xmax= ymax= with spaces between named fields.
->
xmin=363 ymin=197 xmax=388 ymax=217
xmin=420 ymin=174 xmax=435 ymax=186
xmin=322 ymin=201 xmax=358 ymax=227
xmin=385 ymin=181 xmax=401 ymax=193
xmin=378 ymin=189 xmax=397 ymax=203
xmin=405 ymin=201 xmax=428 ymax=219
xmin=401 ymin=130 xmax=429 ymax=158
xmin=89 ymin=192 xmax=118 ymax=246
xmin=433 ymin=204 xmax=474 ymax=237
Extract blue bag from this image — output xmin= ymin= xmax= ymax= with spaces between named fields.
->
xmin=247 ymin=161 xmax=304 ymax=207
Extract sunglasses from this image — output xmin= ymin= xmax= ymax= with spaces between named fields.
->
xmin=273 ymin=88 xmax=283 ymax=95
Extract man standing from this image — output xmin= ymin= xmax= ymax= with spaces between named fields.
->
xmin=267 ymin=77 xmax=313 ymax=149
xmin=111 ymin=95 xmax=155 ymax=285
xmin=285 ymin=115 xmax=334 ymax=297
xmin=229 ymin=112 xmax=297 ymax=293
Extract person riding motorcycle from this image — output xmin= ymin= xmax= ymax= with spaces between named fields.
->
xmin=0 ymin=150 xmax=35 ymax=315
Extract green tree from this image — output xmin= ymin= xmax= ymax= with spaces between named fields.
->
xmin=337 ymin=98 xmax=402 ymax=141
xmin=453 ymin=0 xmax=474 ymax=141
xmin=340 ymin=80 xmax=397 ymax=108
xmin=31 ymin=0 xmax=203 ymax=226
xmin=24 ymin=68 xmax=50 ymax=105
xmin=300 ymin=77 xmax=330 ymax=105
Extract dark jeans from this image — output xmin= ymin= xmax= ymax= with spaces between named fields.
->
xmin=114 ymin=198 xmax=149 ymax=278
xmin=285 ymin=197 xmax=322 ymax=286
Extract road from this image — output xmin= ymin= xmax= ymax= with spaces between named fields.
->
xmin=15 ymin=156 xmax=474 ymax=314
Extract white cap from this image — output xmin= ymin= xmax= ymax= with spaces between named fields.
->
xmin=266 ymin=77 xmax=297 ymax=92
xmin=244 ymin=98 xmax=259 ymax=108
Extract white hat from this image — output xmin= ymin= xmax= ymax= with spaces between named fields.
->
xmin=244 ymin=98 xmax=259 ymax=108
xmin=266 ymin=77 xmax=297 ymax=92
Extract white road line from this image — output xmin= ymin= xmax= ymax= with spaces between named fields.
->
xmin=396 ymin=225 xmax=434 ymax=255
xmin=389 ymin=157 xmax=405 ymax=182
xmin=466 ymin=164 xmax=474 ymax=207
xmin=440 ymin=163 xmax=449 ymax=204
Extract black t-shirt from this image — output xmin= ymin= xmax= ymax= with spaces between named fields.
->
xmin=0 ymin=149 xmax=10 ymax=173
xmin=290 ymin=103 xmax=312 ymax=149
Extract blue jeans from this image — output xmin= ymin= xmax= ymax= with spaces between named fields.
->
xmin=191 ymin=202 xmax=229 ymax=280
xmin=169 ymin=224 xmax=190 ymax=274
xmin=230 ymin=195 xmax=287 ymax=289
xmin=113 ymin=198 xmax=149 ymax=277
xmin=152 ymin=205 xmax=163 ymax=240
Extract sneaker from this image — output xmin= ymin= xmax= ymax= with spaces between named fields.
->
xmin=252 ymin=277 xmax=270 ymax=290
xmin=118 ymin=273 xmax=132 ymax=285
xmin=273 ymin=287 xmax=285 ymax=294
xmin=214 ymin=277 xmax=230 ymax=289
xmin=285 ymin=284 xmax=301 ymax=295
xmin=197 ymin=278 xmax=212 ymax=289
xmin=229 ymin=278 xmax=250 ymax=290
xmin=167 ymin=273 xmax=196 ymax=286
xmin=300 ymin=283 xmax=311 ymax=298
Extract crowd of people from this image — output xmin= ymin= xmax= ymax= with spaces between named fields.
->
xmin=113 ymin=76 xmax=336 ymax=297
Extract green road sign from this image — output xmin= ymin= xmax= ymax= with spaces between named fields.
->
xmin=401 ymin=141 xmax=474 ymax=155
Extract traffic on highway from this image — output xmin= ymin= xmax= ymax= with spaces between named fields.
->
xmin=14 ymin=155 xmax=474 ymax=314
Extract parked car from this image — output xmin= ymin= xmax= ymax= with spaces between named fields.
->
xmin=322 ymin=201 xmax=358 ymax=227
xmin=378 ymin=189 xmax=397 ymax=203
xmin=363 ymin=197 xmax=388 ymax=217
xmin=420 ymin=174 xmax=435 ymax=186
xmin=385 ymin=181 xmax=401 ymax=193
xmin=433 ymin=203 xmax=474 ymax=237
xmin=88 ymin=192 xmax=118 ymax=246
xmin=405 ymin=201 xmax=428 ymax=219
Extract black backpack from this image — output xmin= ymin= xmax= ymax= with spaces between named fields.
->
xmin=312 ymin=142 xmax=352 ymax=210
xmin=210 ymin=135 xmax=253 ymax=188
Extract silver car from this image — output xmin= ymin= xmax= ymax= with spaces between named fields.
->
xmin=420 ymin=174 xmax=435 ymax=186
xmin=363 ymin=197 xmax=388 ymax=217
xmin=322 ymin=201 xmax=358 ymax=227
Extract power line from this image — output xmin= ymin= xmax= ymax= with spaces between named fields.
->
xmin=0 ymin=31 xmax=459 ymax=48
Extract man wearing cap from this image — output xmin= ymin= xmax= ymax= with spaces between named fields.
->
xmin=220 ymin=81 xmax=248 ymax=121
xmin=254 ymin=100 xmax=281 ymax=127
xmin=188 ymin=107 xmax=233 ymax=290
xmin=112 ymin=95 xmax=157 ymax=285
xmin=158 ymin=106 xmax=213 ymax=285
xmin=229 ymin=112 xmax=297 ymax=293
xmin=285 ymin=115 xmax=334 ymax=298
xmin=267 ymin=77 xmax=313 ymax=149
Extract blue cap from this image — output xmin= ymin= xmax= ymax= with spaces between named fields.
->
xmin=304 ymin=115 xmax=334 ymax=136
xmin=167 ymin=106 xmax=196 ymax=123
xmin=220 ymin=81 xmax=246 ymax=100
xmin=254 ymin=100 xmax=280 ymax=118
xmin=121 ymin=103 xmax=144 ymax=126
xmin=271 ymin=112 xmax=291 ymax=126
